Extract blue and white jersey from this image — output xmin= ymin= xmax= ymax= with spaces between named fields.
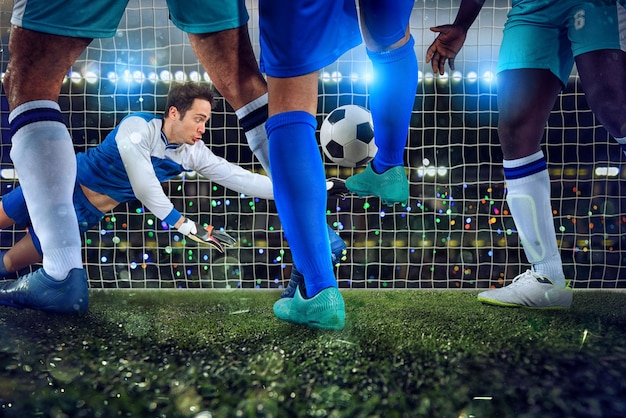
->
xmin=77 ymin=112 xmax=273 ymax=226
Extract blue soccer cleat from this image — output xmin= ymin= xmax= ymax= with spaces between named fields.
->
xmin=274 ymin=285 xmax=345 ymax=330
xmin=0 ymin=268 xmax=89 ymax=314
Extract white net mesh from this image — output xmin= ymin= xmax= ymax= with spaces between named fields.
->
xmin=0 ymin=1 xmax=624 ymax=289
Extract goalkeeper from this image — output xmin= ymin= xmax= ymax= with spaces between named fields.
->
xmin=0 ymin=83 xmax=272 ymax=281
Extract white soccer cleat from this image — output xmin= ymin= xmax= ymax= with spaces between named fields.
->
xmin=478 ymin=269 xmax=573 ymax=309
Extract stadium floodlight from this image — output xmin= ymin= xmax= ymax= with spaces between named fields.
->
xmin=331 ymin=71 xmax=342 ymax=83
xmin=594 ymin=166 xmax=620 ymax=177
xmin=466 ymin=71 xmax=478 ymax=82
xmin=159 ymin=70 xmax=172 ymax=82
xmin=84 ymin=71 xmax=98 ymax=84
xmin=482 ymin=71 xmax=495 ymax=83
xmin=174 ymin=70 xmax=187 ymax=82
xmin=320 ymin=71 xmax=331 ymax=83
xmin=189 ymin=71 xmax=201 ymax=82
xmin=133 ymin=71 xmax=145 ymax=83
xmin=452 ymin=71 xmax=463 ymax=82
xmin=69 ymin=71 xmax=82 ymax=83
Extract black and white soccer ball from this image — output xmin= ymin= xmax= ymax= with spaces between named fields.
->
xmin=320 ymin=105 xmax=377 ymax=168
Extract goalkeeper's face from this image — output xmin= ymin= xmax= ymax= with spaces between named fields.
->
xmin=169 ymin=98 xmax=212 ymax=145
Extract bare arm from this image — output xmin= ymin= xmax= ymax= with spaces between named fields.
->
xmin=425 ymin=0 xmax=486 ymax=75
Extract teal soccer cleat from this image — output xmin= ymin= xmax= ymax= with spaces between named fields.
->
xmin=346 ymin=163 xmax=408 ymax=206
xmin=274 ymin=285 xmax=345 ymax=330
xmin=0 ymin=268 xmax=89 ymax=314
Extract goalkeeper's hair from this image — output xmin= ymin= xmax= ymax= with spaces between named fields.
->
xmin=164 ymin=82 xmax=216 ymax=119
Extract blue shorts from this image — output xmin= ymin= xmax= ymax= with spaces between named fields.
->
xmin=10 ymin=0 xmax=248 ymax=38
xmin=2 ymin=184 xmax=104 ymax=255
xmin=258 ymin=0 xmax=362 ymax=77
xmin=498 ymin=0 xmax=624 ymax=85
xmin=258 ymin=0 xmax=414 ymax=77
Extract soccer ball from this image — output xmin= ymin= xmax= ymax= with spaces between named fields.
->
xmin=320 ymin=105 xmax=377 ymax=168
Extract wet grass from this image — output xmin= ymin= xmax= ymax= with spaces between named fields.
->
xmin=1 ymin=289 xmax=625 ymax=417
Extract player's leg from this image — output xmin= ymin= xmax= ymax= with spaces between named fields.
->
xmin=181 ymin=7 xmax=348 ymax=293
xmin=0 ymin=193 xmax=42 ymax=277
xmin=258 ymin=0 xmax=361 ymax=329
xmin=345 ymin=0 xmax=416 ymax=206
xmin=266 ymin=74 xmax=345 ymax=329
xmin=168 ymin=0 xmax=271 ymax=174
xmin=572 ymin=1 xmax=626 ymax=154
xmin=187 ymin=26 xmax=271 ymax=175
xmin=478 ymin=68 xmax=572 ymax=308
xmin=1 ymin=235 xmax=43 ymax=278
xmin=4 ymin=27 xmax=88 ymax=278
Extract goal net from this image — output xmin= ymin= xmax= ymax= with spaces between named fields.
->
xmin=0 ymin=1 xmax=623 ymax=289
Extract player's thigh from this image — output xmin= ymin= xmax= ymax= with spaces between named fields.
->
xmin=0 ymin=202 xmax=16 ymax=229
xmin=258 ymin=0 xmax=361 ymax=78
xmin=358 ymin=0 xmax=413 ymax=50
xmin=5 ymin=28 xmax=92 ymax=107
xmin=166 ymin=0 xmax=248 ymax=34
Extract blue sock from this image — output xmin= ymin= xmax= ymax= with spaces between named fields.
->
xmin=266 ymin=111 xmax=336 ymax=297
xmin=368 ymin=36 xmax=417 ymax=173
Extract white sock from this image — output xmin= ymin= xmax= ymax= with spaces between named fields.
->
xmin=235 ymin=93 xmax=271 ymax=177
xmin=504 ymin=151 xmax=566 ymax=287
xmin=9 ymin=100 xmax=83 ymax=280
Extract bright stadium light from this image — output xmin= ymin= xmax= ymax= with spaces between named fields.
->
xmin=594 ymin=166 xmax=620 ymax=177
xmin=331 ymin=71 xmax=342 ymax=83
xmin=452 ymin=71 xmax=463 ymax=82
xmin=424 ymin=72 xmax=434 ymax=84
xmin=350 ymin=72 xmax=359 ymax=82
xmin=84 ymin=71 xmax=98 ymax=84
xmin=203 ymin=72 xmax=212 ymax=83
xmin=417 ymin=70 xmax=423 ymax=83
xmin=174 ymin=70 xmax=187 ymax=82
xmin=107 ymin=71 xmax=119 ymax=83
xmin=159 ymin=70 xmax=172 ymax=82
xmin=122 ymin=70 xmax=133 ymax=83
xmin=189 ymin=70 xmax=201 ymax=82
xmin=147 ymin=72 xmax=158 ymax=83
xmin=132 ymin=70 xmax=145 ymax=83
xmin=320 ymin=71 xmax=331 ymax=83
xmin=467 ymin=71 xmax=478 ymax=82
xmin=482 ymin=71 xmax=495 ymax=83
xmin=69 ymin=71 xmax=82 ymax=83
xmin=437 ymin=71 xmax=449 ymax=83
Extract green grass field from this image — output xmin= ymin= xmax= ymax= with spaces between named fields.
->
xmin=1 ymin=289 xmax=625 ymax=417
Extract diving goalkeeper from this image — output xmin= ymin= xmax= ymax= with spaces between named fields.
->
xmin=0 ymin=83 xmax=272 ymax=287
